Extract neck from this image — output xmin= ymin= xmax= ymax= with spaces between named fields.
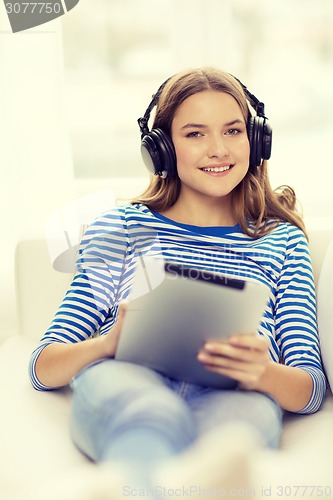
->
xmin=160 ymin=193 xmax=236 ymax=227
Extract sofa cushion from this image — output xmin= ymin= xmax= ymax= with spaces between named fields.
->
xmin=15 ymin=240 xmax=72 ymax=340
xmin=317 ymin=236 xmax=333 ymax=389
xmin=0 ymin=335 xmax=86 ymax=494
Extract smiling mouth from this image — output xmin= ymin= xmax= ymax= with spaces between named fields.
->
xmin=200 ymin=165 xmax=233 ymax=173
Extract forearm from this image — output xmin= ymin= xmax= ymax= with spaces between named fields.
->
xmin=35 ymin=336 xmax=111 ymax=389
xmin=256 ymin=361 xmax=313 ymax=412
xmin=34 ymin=305 xmax=125 ymax=389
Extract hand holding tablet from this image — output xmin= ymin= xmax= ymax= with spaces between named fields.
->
xmin=115 ymin=261 xmax=270 ymax=389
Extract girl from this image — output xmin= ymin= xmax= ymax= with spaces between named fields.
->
xmin=29 ymin=67 xmax=326 ymax=492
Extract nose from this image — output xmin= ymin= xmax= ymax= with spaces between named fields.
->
xmin=207 ymin=134 xmax=229 ymax=159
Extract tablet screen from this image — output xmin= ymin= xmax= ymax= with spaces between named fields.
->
xmin=116 ymin=260 xmax=270 ymax=389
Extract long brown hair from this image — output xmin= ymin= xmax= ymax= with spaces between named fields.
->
xmin=133 ymin=67 xmax=306 ymax=238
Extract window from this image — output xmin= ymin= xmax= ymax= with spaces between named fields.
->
xmin=61 ymin=0 xmax=333 ymax=212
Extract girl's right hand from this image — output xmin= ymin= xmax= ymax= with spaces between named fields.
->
xmin=99 ymin=302 xmax=127 ymax=358
xmin=35 ymin=302 xmax=128 ymax=389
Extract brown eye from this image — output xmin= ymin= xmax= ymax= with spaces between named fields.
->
xmin=226 ymin=129 xmax=240 ymax=135
xmin=186 ymin=131 xmax=203 ymax=138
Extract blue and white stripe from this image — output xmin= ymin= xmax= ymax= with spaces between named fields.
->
xmin=29 ymin=203 xmax=326 ymax=413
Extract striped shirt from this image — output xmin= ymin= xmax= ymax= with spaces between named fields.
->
xmin=29 ymin=203 xmax=326 ymax=413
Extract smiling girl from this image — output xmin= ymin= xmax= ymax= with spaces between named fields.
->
xmin=158 ymin=90 xmax=250 ymax=224
xmin=29 ymin=67 xmax=326 ymax=493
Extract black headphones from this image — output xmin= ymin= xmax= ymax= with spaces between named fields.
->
xmin=138 ymin=75 xmax=272 ymax=179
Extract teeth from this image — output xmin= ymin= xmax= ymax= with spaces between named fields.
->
xmin=202 ymin=166 xmax=231 ymax=172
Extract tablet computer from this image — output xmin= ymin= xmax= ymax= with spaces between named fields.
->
xmin=115 ymin=261 xmax=270 ymax=389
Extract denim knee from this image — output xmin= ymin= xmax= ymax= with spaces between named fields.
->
xmin=70 ymin=360 xmax=196 ymax=460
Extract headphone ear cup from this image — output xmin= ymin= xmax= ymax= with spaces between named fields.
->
xmin=141 ymin=128 xmax=176 ymax=178
xmin=140 ymin=133 xmax=162 ymax=176
xmin=247 ymin=116 xmax=257 ymax=170
xmin=247 ymin=116 xmax=272 ymax=169
xmin=262 ymin=120 xmax=272 ymax=162
xmin=253 ymin=116 xmax=263 ymax=167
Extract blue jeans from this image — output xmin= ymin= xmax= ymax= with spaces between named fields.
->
xmin=70 ymin=359 xmax=282 ymax=469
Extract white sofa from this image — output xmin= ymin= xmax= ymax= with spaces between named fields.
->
xmin=1 ymin=223 xmax=333 ymax=499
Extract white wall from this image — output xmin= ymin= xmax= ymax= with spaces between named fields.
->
xmin=61 ymin=0 xmax=333 ymax=221
xmin=0 ymin=12 xmax=74 ymax=341
xmin=1 ymin=0 xmax=332 ymax=343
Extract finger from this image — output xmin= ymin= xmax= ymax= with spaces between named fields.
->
xmin=202 ymin=342 xmax=266 ymax=363
xmin=117 ymin=302 xmax=128 ymax=324
xmin=107 ymin=302 xmax=128 ymax=336
xmin=204 ymin=335 xmax=269 ymax=355
xmin=203 ymin=364 xmax=259 ymax=389
xmin=118 ymin=301 xmax=128 ymax=314
xmin=201 ymin=343 xmax=251 ymax=362
xmin=228 ymin=334 xmax=270 ymax=351
xmin=198 ymin=350 xmax=262 ymax=369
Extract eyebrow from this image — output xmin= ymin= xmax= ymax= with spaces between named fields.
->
xmin=180 ymin=119 xmax=245 ymax=130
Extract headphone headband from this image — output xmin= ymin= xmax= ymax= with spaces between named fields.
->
xmin=138 ymin=73 xmax=272 ymax=178
xmin=138 ymin=79 xmax=170 ymax=137
xmin=231 ymin=75 xmax=267 ymax=119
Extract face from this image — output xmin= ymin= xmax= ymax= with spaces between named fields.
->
xmin=171 ymin=90 xmax=250 ymax=203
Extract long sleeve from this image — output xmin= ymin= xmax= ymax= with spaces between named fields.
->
xmin=29 ymin=205 xmax=327 ymax=405
xmin=29 ymin=207 xmax=129 ymax=390
xmin=274 ymin=226 xmax=326 ymax=413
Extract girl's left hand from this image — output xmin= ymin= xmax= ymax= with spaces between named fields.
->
xmin=197 ymin=333 xmax=271 ymax=391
